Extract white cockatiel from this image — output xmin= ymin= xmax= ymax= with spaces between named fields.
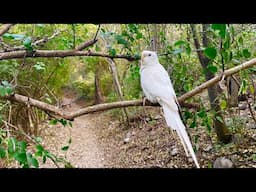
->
xmin=140 ymin=50 xmax=200 ymax=168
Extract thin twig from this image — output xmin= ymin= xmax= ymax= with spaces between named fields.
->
xmin=93 ymin=24 xmax=101 ymax=41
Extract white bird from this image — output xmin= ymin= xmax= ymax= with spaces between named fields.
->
xmin=140 ymin=50 xmax=200 ymax=168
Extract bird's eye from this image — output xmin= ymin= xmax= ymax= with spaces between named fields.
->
xmin=148 ymin=53 xmax=151 ymax=56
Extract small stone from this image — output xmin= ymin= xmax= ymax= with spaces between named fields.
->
xmin=124 ymin=137 xmax=130 ymax=143
xmin=247 ymin=123 xmax=256 ymax=129
xmin=188 ymin=157 xmax=193 ymax=163
xmin=170 ymin=148 xmax=178 ymax=156
xmin=238 ymin=103 xmax=247 ymax=110
xmin=203 ymin=144 xmax=213 ymax=152
xmin=154 ymin=115 xmax=162 ymax=120
xmin=213 ymin=157 xmax=234 ymax=168
xmin=145 ymin=117 xmax=151 ymax=122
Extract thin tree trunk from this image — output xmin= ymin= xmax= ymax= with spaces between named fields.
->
xmin=190 ymin=24 xmax=231 ymax=143
xmin=94 ymin=65 xmax=104 ymax=104
xmin=108 ymin=58 xmax=130 ymax=123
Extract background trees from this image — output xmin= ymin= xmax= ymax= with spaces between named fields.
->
xmin=0 ymin=24 xmax=256 ymax=167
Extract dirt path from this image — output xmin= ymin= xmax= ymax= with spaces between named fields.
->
xmin=40 ymin=98 xmax=106 ymax=168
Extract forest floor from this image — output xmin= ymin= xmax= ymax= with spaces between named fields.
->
xmin=39 ymin=90 xmax=256 ymax=168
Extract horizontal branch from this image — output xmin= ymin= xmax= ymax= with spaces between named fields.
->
xmin=0 ymin=49 xmax=138 ymax=61
xmin=2 ymin=58 xmax=256 ymax=120
xmin=0 ymin=24 xmax=14 ymax=36
xmin=4 ymin=94 xmax=198 ymax=121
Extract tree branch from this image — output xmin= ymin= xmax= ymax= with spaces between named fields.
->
xmin=0 ymin=30 xmax=64 ymax=53
xmin=3 ymin=58 xmax=256 ymax=120
xmin=75 ymin=39 xmax=98 ymax=51
xmin=179 ymin=58 xmax=256 ymax=102
xmin=0 ymin=49 xmax=138 ymax=61
xmin=0 ymin=24 xmax=14 ymax=36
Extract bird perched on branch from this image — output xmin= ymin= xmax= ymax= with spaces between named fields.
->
xmin=140 ymin=50 xmax=200 ymax=168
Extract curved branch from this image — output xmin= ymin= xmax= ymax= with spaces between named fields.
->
xmin=3 ymin=58 xmax=256 ymax=120
xmin=75 ymin=39 xmax=98 ymax=51
xmin=0 ymin=24 xmax=14 ymax=36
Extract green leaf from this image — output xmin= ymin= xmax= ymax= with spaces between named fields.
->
xmin=242 ymin=49 xmax=251 ymax=58
xmin=185 ymin=46 xmax=191 ymax=55
xmin=59 ymin=119 xmax=67 ymax=127
xmin=211 ymin=24 xmax=226 ymax=38
xmin=2 ymin=80 xmax=10 ymax=87
xmin=8 ymin=137 xmax=16 ymax=154
xmin=14 ymin=152 xmax=27 ymax=163
xmin=45 ymin=97 xmax=52 ymax=104
xmin=184 ymin=111 xmax=192 ymax=120
xmin=68 ymin=138 xmax=72 ymax=144
xmin=33 ymin=62 xmax=45 ymax=71
xmin=0 ymin=86 xmax=7 ymax=97
xmin=0 ymin=147 xmax=6 ymax=158
xmin=136 ymin=32 xmax=142 ymax=39
xmin=115 ymin=35 xmax=128 ymax=45
xmin=216 ymin=116 xmax=223 ymax=123
xmin=27 ymin=153 xmax=39 ymax=168
xmin=3 ymin=33 xmax=25 ymax=40
xmin=223 ymin=37 xmax=230 ymax=49
xmin=197 ymin=110 xmax=206 ymax=118
xmin=23 ymin=37 xmax=33 ymax=51
xmin=204 ymin=47 xmax=217 ymax=59
xmin=239 ymin=79 xmax=247 ymax=95
xmin=61 ymin=146 xmax=69 ymax=151
xmin=68 ymin=121 xmax=73 ymax=128
xmin=238 ymin=36 xmax=243 ymax=45
xmin=18 ymin=141 xmax=27 ymax=151
xmin=207 ymin=65 xmax=218 ymax=73
xmin=49 ymin=119 xmax=58 ymax=125
xmin=174 ymin=40 xmax=187 ymax=46
xmin=108 ymin=48 xmax=116 ymax=56
xmin=36 ymin=144 xmax=44 ymax=152
xmin=220 ymin=99 xmax=227 ymax=110
xmin=189 ymin=120 xmax=196 ymax=128
xmin=42 ymin=155 xmax=47 ymax=163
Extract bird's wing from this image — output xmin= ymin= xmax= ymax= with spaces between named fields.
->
xmin=141 ymin=64 xmax=178 ymax=109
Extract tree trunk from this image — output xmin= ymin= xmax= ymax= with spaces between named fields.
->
xmin=94 ymin=65 xmax=104 ymax=104
xmin=227 ymin=75 xmax=240 ymax=107
xmin=190 ymin=24 xmax=231 ymax=143
xmin=108 ymin=58 xmax=130 ymax=123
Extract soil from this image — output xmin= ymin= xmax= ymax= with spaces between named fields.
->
xmin=39 ymin=90 xmax=256 ymax=168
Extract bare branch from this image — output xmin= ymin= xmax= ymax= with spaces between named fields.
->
xmin=4 ymin=94 xmax=198 ymax=121
xmin=75 ymin=25 xmax=100 ymax=51
xmin=75 ymin=39 xmax=98 ymax=51
xmin=179 ymin=58 xmax=256 ymax=102
xmin=0 ymin=24 xmax=14 ymax=36
xmin=0 ymin=49 xmax=138 ymax=61
xmin=93 ymin=24 xmax=101 ymax=41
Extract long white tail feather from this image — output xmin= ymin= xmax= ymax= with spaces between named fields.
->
xmin=176 ymin=128 xmax=189 ymax=157
xmin=162 ymin=104 xmax=200 ymax=168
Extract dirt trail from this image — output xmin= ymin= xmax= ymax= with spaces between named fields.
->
xmin=41 ymin=97 xmax=106 ymax=168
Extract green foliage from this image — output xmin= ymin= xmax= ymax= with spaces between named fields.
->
xmin=204 ymin=47 xmax=217 ymax=59
xmin=0 ymin=80 xmax=13 ymax=96
xmin=211 ymin=24 xmax=226 ymax=39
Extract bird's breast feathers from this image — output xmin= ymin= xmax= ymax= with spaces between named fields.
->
xmin=140 ymin=63 xmax=177 ymax=102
